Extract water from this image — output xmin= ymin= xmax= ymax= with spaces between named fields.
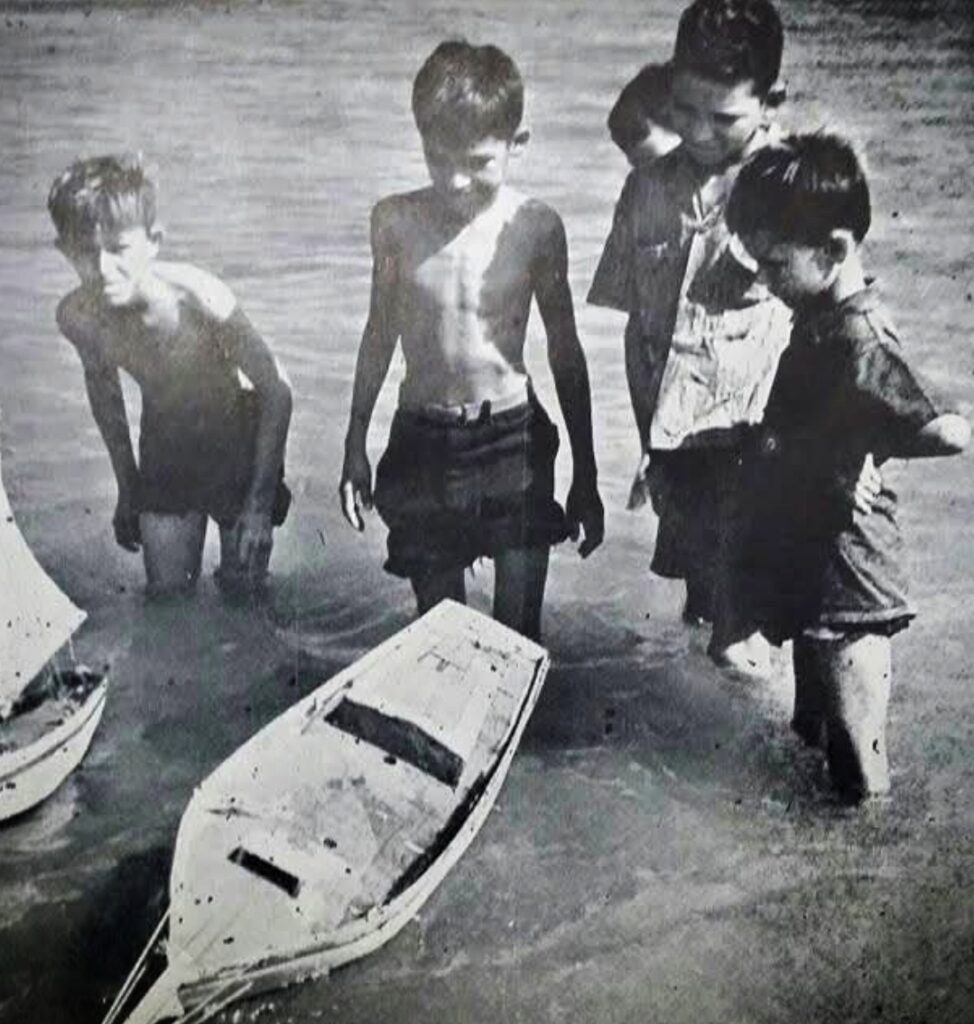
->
xmin=1 ymin=2 xmax=973 ymax=1022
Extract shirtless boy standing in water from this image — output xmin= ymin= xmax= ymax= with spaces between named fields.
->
xmin=340 ymin=40 xmax=603 ymax=640
xmin=50 ymin=154 xmax=292 ymax=600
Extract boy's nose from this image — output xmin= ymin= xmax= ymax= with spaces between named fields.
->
xmin=687 ymin=116 xmax=714 ymax=143
xmin=447 ymin=169 xmax=472 ymax=192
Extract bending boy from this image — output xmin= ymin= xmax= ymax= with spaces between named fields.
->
xmin=49 ymin=154 xmax=292 ymax=600
xmin=726 ymin=134 xmax=969 ymax=801
xmin=340 ymin=40 xmax=603 ymax=640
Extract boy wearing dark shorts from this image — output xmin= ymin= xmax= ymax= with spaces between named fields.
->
xmin=726 ymin=134 xmax=969 ymax=801
xmin=339 ymin=41 xmax=603 ymax=640
xmin=49 ymin=154 xmax=292 ymax=600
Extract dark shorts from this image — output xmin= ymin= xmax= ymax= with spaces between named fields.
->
xmin=374 ymin=394 xmax=568 ymax=579
xmin=647 ymin=448 xmax=743 ymax=586
xmin=136 ymin=390 xmax=290 ymax=529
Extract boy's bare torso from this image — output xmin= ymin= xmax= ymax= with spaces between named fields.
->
xmin=58 ymin=263 xmax=241 ymax=407
xmin=376 ymin=185 xmax=557 ymax=408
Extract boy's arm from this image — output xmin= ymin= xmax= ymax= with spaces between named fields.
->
xmin=848 ymin=329 xmax=970 ymax=464
xmin=340 ymin=202 xmax=402 ymax=531
xmin=211 ymin=300 xmax=293 ymax=566
xmin=534 ymin=210 xmax=604 ymax=557
xmin=888 ymin=414 xmax=970 ymax=459
xmin=624 ymin=320 xmax=661 ymax=452
xmin=57 ymin=302 xmax=141 ymax=551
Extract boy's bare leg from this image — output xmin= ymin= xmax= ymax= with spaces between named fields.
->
xmin=411 ymin=567 xmax=466 ymax=616
xmin=140 ymin=512 xmax=207 ymax=600
xmin=811 ymin=632 xmax=892 ymax=801
xmin=493 ymin=546 xmax=549 ymax=642
xmin=217 ymin=524 xmax=272 ymax=598
xmin=791 ymin=637 xmax=826 ymax=748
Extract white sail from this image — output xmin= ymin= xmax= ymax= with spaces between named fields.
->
xmin=0 ymin=450 xmax=86 ymax=712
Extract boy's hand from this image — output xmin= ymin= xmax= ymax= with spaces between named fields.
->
xmin=626 ymin=451 xmax=652 ymax=511
xmin=112 ymin=494 xmax=141 ymax=552
xmin=838 ymin=452 xmax=882 ymax=515
xmin=566 ymin=478 xmax=604 ymax=558
xmin=234 ymin=507 xmax=273 ymax=574
xmin=339 ymin=449 xmax=373 ymax=532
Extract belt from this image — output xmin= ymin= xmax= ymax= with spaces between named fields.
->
xmin=399 ymin=382 xmax=530 ymax=425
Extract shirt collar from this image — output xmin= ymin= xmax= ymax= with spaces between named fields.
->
xmin=795 ymin=280 xmax=880 ymax=344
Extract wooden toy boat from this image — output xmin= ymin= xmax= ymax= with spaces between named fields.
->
xmin=105 ymin=600 xmax=549 ymax=1024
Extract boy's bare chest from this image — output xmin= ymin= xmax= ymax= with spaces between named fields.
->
xmin=100 ymin=307 xmax=217 ymax=381
xmin=403 ymin=231 xmax=532 ymax=314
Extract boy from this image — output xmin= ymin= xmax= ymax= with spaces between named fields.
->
xmin=725 ymin=133 xmax=969 ymax=801
xmin=339 ymin=40 xmax=603 ymax=641
xmin=589 ymin=0 xmax=791 ymax=673
xmin=49 ymin=154 xmax=292 ymax=600
xmin=607 ymin=62 xmax=681 ymax=168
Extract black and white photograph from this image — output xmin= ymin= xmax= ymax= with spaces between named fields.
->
xmin=1 ymin=1 xmax=972 ymax=1021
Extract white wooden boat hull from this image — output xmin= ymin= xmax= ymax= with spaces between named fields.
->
xmin=0 ymin=672 xmax=107 ymax=822
xmin=111 ymin=602 xmax=548 ymax=1024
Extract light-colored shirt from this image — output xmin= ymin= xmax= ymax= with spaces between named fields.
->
xmin=589 ymin=143 xmax=791 ymax=450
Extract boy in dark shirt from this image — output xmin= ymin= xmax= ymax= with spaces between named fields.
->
xmin=726 ymin=133 xmax=969 ymax=802
xmin=590 ymin=0 xmax=791 ymax=675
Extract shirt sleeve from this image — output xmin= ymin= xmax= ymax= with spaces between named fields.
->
xmin=587 ymin=174 xmax=635 ymax=312
xmin=848 ymin=312 xmax=956 ymax=448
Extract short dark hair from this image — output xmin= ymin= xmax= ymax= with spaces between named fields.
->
xmin=48 ymin=153 xmax=157 ymax=250
xmin=726 ymin=133 xmax=872 ymax=246
xmin=608 ymin=62 xmax=673 ymax=152
xmin=674 ymin=0 xmax=783 ymax=97
xmin=412 ymin=40 xmax=524 ymax=148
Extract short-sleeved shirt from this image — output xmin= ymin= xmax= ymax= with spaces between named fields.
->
xmin=742 ymin=284 xmax=954 ymax=638
xmin=588 ymin=143 xmax=791 ymax=450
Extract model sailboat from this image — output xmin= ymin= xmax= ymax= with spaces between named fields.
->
xmin=104 ymin=600 xmax=549 ymax=1024
xmin=0 ymin=443 xmax=107 ymax=822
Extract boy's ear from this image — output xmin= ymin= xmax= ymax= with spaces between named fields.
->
xmin=765 ymin=81 xmax=786 ymax=109
xmin=148 ymin=222 xmax=164 ymax=249
xmin=510 ymin=128 xmax=531 ymax=155
xmin=824 ymin=229 xmax=854 ymax=266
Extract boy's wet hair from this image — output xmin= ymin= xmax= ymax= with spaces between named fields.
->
xmin=608 ymin=62 xmax=673 ymax=153
xmin=674 ymin=0 xmax=783 ymax=97
xmin=48 ymin=153 xmax=157 ymax=250
xmin=726 ymin=133 xmax=872 ymax=245
xmin=412 ymin=40 xmax=524 ymax=148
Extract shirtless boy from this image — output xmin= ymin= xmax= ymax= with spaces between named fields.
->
xmin=339 ymin=40 xmax=603 ymax=640
xmin=49 ymin=154 xmax=292 ymax=600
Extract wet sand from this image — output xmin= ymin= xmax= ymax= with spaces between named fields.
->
xmin=1 ymin=1 xmax=973 ymax=1022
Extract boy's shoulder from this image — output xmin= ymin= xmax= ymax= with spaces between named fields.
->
xmin=154 ymin=261 xmax=237 ymax=322
xmin=371 ymin=187 xmax=563 ymax=244
xmin=804 ymin=285 xmax=901 ymax=357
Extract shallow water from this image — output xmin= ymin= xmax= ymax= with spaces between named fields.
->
xmin=1 ymin=2 xmax=973 ymax=1023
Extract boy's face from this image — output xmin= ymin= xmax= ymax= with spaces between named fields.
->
xmin=628 ymin=123 xmax=682 ymax=167
xmin=60 ymin=223 xmax=159 ymax=306
xmin=422 ymin=133 xmax=521 ymax=218
xmin=668 ymin=69 xmax=767 ymax=167
xmin=742 ymin=230 xmax=837 ymax=307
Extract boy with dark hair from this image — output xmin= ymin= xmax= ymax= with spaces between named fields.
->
xmin=589 ymin=0 xmax=792 ymax=674
xmin=607 ymin=62 xmax=681 ymax=168
xmin=339 ymin=41 xmax=603 ymax=640
xmin=50 ymin=154 xmax=292 ymax=600
xmin=726 ymin=133 xmax=969 ymax=802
